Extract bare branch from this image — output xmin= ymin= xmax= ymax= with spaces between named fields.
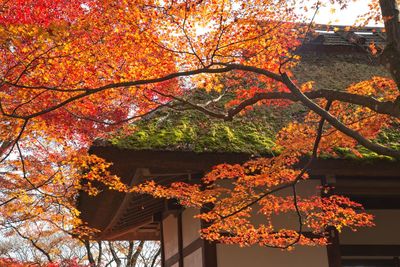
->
xmin=11 ymin=226 xmax=53 ymax=263
xmin=108 ymin=242 xmax=121 ymax=267
xmin=152 ymin=89 xmax=228 ymax=119
xmin=83 ymin=240 xmax=96 ymax=266
xmin=0 ymin=119 xmax=28 ymax=163
xmin=150 ymin=247 xmax=161 ymax=267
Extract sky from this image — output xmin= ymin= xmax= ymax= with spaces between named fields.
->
xmin=312 ymin=1 xmax=383 ymax=26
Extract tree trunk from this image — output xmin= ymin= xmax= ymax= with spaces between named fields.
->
xmin=97 ymin=241 xmax=103 ymax=267
xmin=150 ymin=247 xmax=161 ymax=267
xmin=83 ymin=240 xmax=96 ymax=267
xmin=108 ymin=242 xmax=121 ymax=267
xmin=379 ymin=0 xmax=400 ymax=91
xmin=127 ymin=241 xmax=145 ymax=267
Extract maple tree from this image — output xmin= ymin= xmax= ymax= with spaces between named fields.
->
xmin=0 ymin=0 xmax=399 ymax=260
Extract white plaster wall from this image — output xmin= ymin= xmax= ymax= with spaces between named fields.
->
xmin=182 ymin=208 xmax=201 ymax=247
xmin=183 ymin=247 xmax=203 ymax=267
xmin=163 ymin=214 xmax=179 ymax=260
xmin=218 ymin=177 xmax=321 ymax=195
xmin=217 ymin=244 xmax=329 ymax=267
xmin=340 ymin=209 xmax=400 ymax=244
xmin=256 ymin=180 xmax=322 ymax=230
xmin=214 ymin=179 xmax=328 ymax=267
xmin=210 ymin=179 xmax=323 ymax=233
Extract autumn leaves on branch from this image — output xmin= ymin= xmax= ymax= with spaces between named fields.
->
xmin=0 ymin=0 xmax=399 ymax=254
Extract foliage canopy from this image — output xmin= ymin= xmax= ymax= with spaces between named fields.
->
xmin=0 ymin=0 xmax=399 ymax=262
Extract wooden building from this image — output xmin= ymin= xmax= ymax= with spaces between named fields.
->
xmin=78 ymin=26 xmax=400 ymax=267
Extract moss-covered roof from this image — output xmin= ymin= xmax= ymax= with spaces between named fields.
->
xmin=105 ymin=51 xmax=398 ymax=159
xmin=107 ymin=109 xmax=398 ymax=160
xmin=332 ymin=124 xmax=400 ymax=160
xmin=109 ymin=108 xmax=284 ymax=154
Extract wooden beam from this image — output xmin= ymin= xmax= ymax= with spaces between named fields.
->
xmin=341 ymin=245 xmax=400 ymax=256
xmin=344 ymin=195 xmax=400 ymax=209
xmin=90 ymin=147 xmax=400 ymax=176
xmin=308 ymin=159 xmax=400 ymax=177
xmin=101 ymin=219 xmax=156 ymax=240
xmin=90 ymin=148 xmax=255 ymax=173
xmin=342 ymin=258 xmax=398 ymax=266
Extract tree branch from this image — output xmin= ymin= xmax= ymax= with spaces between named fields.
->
xmin=282 ymin=73 xmax=400 ymax=159
xmin=12 ymin=226 xmax=53 ymax=263
xmin=2 ymin=63 xmax=398 ymax=159
xmin=108 ymin=242 xmax=121 ymax=267
xmin=213 ymin=101 xmax=331 ymax=248
xmin=83 ymin=240 xmax=96 ymax=266
xmin=227 ymin=90 xmax=400 ymax=119
xmin=150 ymin=247 xmax=161 ymax=267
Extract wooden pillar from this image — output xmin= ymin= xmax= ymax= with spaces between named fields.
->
xmin=162 ymin=200 xmax=183 ymax=267
xmin=200 ymin=176 xmax=218 ymax=267
xmin=322 ymin=174 xmax=341 ymax=267
xmin=200 ymin=204 xmax=218 ymax=267
xmin=394 ymin=256 xmax=400 ymax=267
xmin=326 ymin=226 xmax=342 ymax=267
xmin=202 ymin=240 xmax=217 ymax=267
xmin=177 ymin=211 xmax=184 ymax=267
xmin=154 ymin=212 xmax=166 ymax=267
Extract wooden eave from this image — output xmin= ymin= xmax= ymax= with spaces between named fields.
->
xmin=77 ymin=147 xmax=255 ymax=240
xmin=78 ymin=146 xmax=400 ymax=241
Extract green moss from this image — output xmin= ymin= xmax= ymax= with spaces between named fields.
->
xmin=109 ymin=109 xmax=279 ymax=154
xmin=108 ymin=106 xmax=398 ymax=159
xmin=376 ymin=126 xmax=400 ymax=151
xmin=330 ymin=124 xmax=400 ymax=161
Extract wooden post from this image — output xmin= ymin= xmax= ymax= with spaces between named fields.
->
xmin=326 ymin=226 xmax=342 ymax=267
xmin=200 ymin=176 xmax=218 ymax=267
xmin=177 ymin=211 xmax=184 ymax=267
xmin=322 ymin=174 xmax=341 ymax=267
xmin=394 ymin=256 xmax=400 ymax=267
xmin=154 ymin=212 xmax=166 ymax=267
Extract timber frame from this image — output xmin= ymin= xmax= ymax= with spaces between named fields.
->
xmin=78 ymin=146 xmax=400 ymax=267
xmin=77 ymin=24 xmax=400 ymax=266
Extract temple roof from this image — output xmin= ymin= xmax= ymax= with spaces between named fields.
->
xmin=78 ymin=25 xmax=400 ymax=241
xmin=103 ymin=25 xmax=395 ymax=158
xmin=303 ymin=24 xmax=386 ymax=49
